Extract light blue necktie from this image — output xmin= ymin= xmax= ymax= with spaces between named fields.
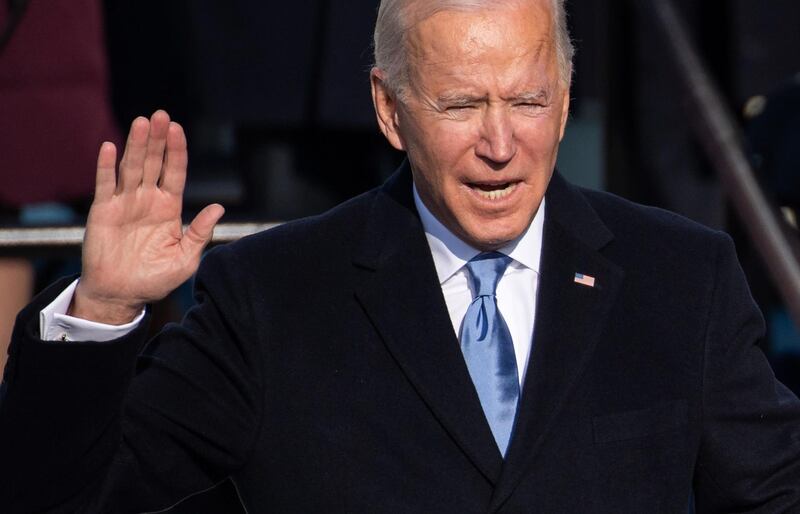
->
xmin=460 ymin=252 xmax=520 ymax=457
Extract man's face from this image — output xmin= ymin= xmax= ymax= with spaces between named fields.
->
xmin=372 ymin=1 xmax=570 ymax=250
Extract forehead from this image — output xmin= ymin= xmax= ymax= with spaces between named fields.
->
xmin=405 ymin=2 xmax=558 ymax=91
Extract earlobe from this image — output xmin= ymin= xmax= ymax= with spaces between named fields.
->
xmin=370 ymin=69 xmax=405 ymax=151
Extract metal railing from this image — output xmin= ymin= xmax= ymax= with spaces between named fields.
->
xmin=0 ymin=223 xmax=280 ymax=255
xmin=643 ymin=0 xmax=800 ymax=327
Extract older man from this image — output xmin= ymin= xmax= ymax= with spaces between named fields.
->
xmin=2 ymin=0 xmax=799 ymax=512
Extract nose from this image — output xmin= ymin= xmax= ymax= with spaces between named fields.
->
xmin=475 ymin=106 xmax=516 ymax=165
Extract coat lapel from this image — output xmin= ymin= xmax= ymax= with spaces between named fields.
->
xmin=352 ymin=165 xmax=504 ymax=485
xmin=488 ymin=174 xmax=625 ymax=512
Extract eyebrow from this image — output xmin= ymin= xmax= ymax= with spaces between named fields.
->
xmin=436 ymin=89 xmax=551 ymax=106
xmin=436 ymin=93 xmax=489 ymax=105
xmin=510 ymin=90 xmax=551 ymax=103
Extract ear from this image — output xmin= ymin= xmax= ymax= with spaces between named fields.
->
xmin=370 ymin=68 xmax=405 ymax=151
xmin=557 ymin=84 xmax=571 ymax=142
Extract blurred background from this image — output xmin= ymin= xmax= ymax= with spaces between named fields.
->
xmin=1 ymin=0 xmax=799 ymax=511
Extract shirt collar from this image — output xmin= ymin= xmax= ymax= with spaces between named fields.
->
xmin=413 ymin=183 xmax=545 ymax=284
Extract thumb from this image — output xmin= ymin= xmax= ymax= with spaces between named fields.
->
xmin=183 ymin=203 xmax=225 ymax=253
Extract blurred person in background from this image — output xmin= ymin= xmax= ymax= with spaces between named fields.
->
xmin=0 ymin=0 xmax=119 ymax=370
xmin=742 ymin=75 xmax=800 ymax=394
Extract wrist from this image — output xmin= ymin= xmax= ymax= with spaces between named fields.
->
xmin=70 ymin=282 xmax=144 ymax=325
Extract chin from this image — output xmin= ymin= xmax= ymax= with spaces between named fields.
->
xmin=461 ymin=226 xmax=524 ymax=251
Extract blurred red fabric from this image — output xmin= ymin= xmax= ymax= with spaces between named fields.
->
xmin=0 ymin=0 xmax=120 ymax=207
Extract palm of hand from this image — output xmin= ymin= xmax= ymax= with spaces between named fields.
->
xmin=74 ymin=111 xmax=224 ymax=324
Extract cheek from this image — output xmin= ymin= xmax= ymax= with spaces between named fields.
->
xmin=517 ymin=117 xmax=564 ymax=158
xmin=409 ymin=120 xmax=478 ymax=169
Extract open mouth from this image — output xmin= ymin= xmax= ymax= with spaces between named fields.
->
xmin=468 ymin=181 xmax=518 ymax=200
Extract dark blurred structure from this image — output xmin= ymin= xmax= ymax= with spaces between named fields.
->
xmin=103 ymin=0 xmax=397 ymax=225
xmin=605 ymin=0 xmax=800 ymax=396
xmin=741 ymin=76 xmax=800 ymax=394
xmin=607 ymin=0 xmax=800 ymax=225
xmin=745 ymin=77 xmax=800 ymax=212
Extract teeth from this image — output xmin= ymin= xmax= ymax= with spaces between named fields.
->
xmin=474 ymin=182 xmax=517 ymax=200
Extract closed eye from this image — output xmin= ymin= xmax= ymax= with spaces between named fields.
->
xmin=437 ymin=93 xmax=487 ymax=112
xmin=441 ymin=104 xmax=479 ymax=118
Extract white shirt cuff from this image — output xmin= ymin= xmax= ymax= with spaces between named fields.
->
xmin=39 ymin=279 xmax=145 ymax=342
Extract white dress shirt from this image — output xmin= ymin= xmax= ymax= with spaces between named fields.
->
xmin=40 ymin=184 xmax=545 ymax=387
xmin=413 ymin=186 xmax=544 ymax=387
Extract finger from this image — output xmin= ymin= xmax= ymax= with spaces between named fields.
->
xmin=95 ymin=142 xmax=118 ymax=202
xmin=160 ymin=121 xmax=188 ymax=196
xmin=118 ymin=116 xmax=150 ymax=193
xmin=142 ymin=110 xmax=170 ymax=187
xmin=182 ymin=203 xmax=225 ymax=255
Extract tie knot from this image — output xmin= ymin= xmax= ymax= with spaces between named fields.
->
xmin=465 ymin=252 xmax=512 ymax=298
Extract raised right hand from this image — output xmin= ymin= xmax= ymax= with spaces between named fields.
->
xmin=71 ymin=110 xmax=225 ymax=325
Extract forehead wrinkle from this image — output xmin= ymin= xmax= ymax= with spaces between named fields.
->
xmin=408 ymin=10 xmax=520 ymax=65
xmin=412 ymin=37 xmax=554 ymax=86
xmin=410 ymin=19 xmax=555 ymax=71
xmin=403 ymin=2 xmax=564 ymax=102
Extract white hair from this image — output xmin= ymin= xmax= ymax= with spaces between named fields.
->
xmin=373 ymin=0 xmax=574 ymax=96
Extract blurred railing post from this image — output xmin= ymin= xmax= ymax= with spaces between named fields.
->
xmin=641 ymin=0 xmax=800 ymax=327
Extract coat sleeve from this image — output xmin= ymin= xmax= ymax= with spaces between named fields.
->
xmin=694 ymin=234 xmax=800 ymax=512
xmin=0 ymin=243 xmax=265 ymax=513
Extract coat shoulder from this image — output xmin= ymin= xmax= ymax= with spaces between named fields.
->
xmin=578 ymin=186 xmax=732 ymax=255
xmin=567 ymin=185 xmax=742 ymax=293
xmin=202 ymin=187 xmax=380 ymax=274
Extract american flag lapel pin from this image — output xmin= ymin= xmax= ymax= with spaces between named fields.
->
xmin=574 ymin=272 xmax=596 ymax=288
